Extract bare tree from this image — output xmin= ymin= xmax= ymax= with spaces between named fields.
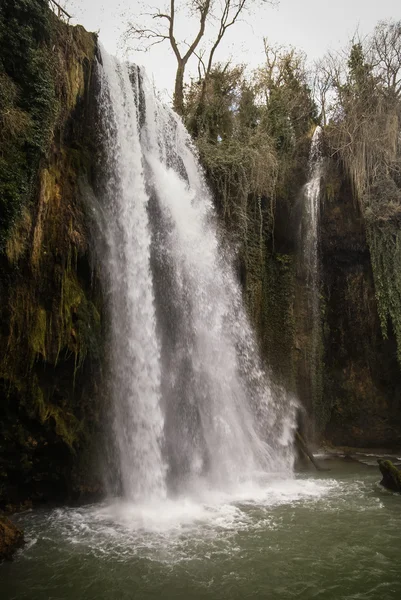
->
xmin=370 ymin=20 xmax=401 ymax=98
xmin=125 ymin=0 xmax=272 ymax=115
xmin=313 ymin=56 xmax=335 ymax=126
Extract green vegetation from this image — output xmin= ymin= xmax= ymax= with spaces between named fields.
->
xmin=367 ymin=226 xmax=401 ymax=361
xmin=321 ymin=21 xmax=401 ymax=362
xmin=262 ymin=253 xmax=296 ymax=389
xmin=60 ymin=266 xmax=101 ymax=371
xmin=0 ymin=0 xmax=95 ymax=250
xmin=0 ymin=0 xmax=56 ymax=247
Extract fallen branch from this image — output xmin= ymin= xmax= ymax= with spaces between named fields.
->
xmin=295 ymin=431 xmax=326 ymax=471
xmin=48 ymin=0 xmax=71 ymax=22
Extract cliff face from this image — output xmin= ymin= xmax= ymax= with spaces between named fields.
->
xmin=321 ymin=171 xmax=401 ymax=448
xmin=234 ymin=148 xmax=401 ymax=450
xmin=0 ymin=0 xmax=103 ymax=510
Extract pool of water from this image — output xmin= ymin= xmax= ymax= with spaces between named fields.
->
xmin=2 ymin=458 xmax=401 ymax=600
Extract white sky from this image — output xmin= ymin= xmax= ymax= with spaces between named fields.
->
xmin=64 ymin=0 xmax=400 ymax=102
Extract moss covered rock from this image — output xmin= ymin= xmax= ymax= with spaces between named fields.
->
xmin=378 ymin=460 xmax=401 ymax=493
xmin=0 ymin=515 xmax=24 ymax=561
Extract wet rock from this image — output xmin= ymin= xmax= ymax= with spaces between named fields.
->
xmin=0 ymin=515 xmax=24 ymax=561
xmin=378 ymin=459 xmax=401 ymax=492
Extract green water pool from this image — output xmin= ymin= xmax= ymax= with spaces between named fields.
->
xmin=2 ymin=457 xmax=401 ymax=600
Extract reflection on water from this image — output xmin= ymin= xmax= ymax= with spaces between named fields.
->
xmin=2 ymin=459 xmax=401 ymax=600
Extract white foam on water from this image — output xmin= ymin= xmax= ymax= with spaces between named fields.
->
xmin=36 ymin=477 xmax=339 ymax=562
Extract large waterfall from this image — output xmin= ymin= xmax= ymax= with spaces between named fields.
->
xmin=96 ymin=49 xmax=296 ymax=503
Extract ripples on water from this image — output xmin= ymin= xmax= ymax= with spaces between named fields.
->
xmin=2 ymin=462 xmax=401 ymax=600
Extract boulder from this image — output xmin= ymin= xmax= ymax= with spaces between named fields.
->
xmin=0 ymin=515 xmax=24 ymax=561
xmin=378 ymin=459 xmax=401 ymax=492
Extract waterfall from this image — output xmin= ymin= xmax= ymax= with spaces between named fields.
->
xmin=303 ymin=126 xmax=323 ymax=299
xmin=96 ymin=48 xmax=296 ymax=503
xmin=97 ymin=51 xmax=166 ymax=501
xmin=300 ymin=125 xmax=324 ymax=432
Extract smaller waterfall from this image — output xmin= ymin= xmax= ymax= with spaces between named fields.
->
xmin=303 ymin=126 xmax=323 ymax=296
xmin=300 ymin=125 xmax=324 ymax=432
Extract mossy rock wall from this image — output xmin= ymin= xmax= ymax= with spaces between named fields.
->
xmin=0 ymin=1 xmax=104 ymax=509
xmin=270 ymin=158 xmax=401 ymax=448
xmin=232 ymin=138 xmax=321 ymax=429
xmin=320 ymin=168 xmax=401 ymax=448
xmin=212 ymin=135 xmax=401 ymax=449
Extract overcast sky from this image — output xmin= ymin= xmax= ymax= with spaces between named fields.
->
xmin=64 ymin=0 xmax=400 ymax=102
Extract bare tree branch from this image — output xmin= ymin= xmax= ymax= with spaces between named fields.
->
xmin=124 ymin=0 xmax=271 ymax=115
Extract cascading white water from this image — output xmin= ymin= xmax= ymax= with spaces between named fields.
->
xmin=97 ymin=48 xmax=297 ymax=502
xmin=303 ymin=126 xmax=323 ymax=299
xmin=97 ymin=52 xmax=166 ymax=501
xmin=300 ymin=125 xmax=323 ymax=431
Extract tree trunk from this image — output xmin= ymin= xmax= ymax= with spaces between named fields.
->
xmin=173 ymin=63 xmax=185 ymax=117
